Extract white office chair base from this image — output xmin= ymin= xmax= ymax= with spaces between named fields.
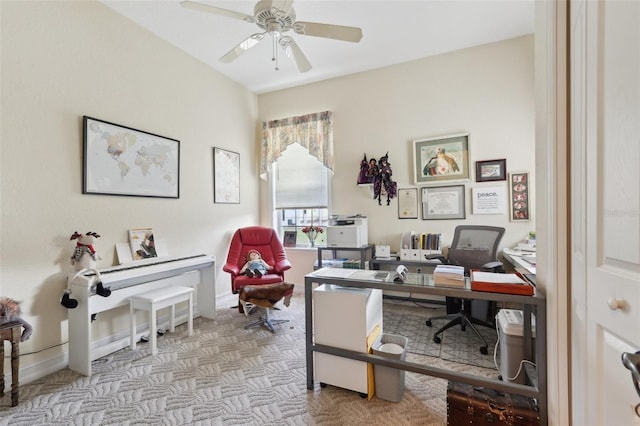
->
xmin=244 ymin=308 xmax=288 ymax=333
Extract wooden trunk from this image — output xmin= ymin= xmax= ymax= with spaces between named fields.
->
xmin=447 ymin=381 xmax=539 ymax=426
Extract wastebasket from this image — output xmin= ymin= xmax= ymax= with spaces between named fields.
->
xmin=372 ymin=333 xmax=408 ymax=402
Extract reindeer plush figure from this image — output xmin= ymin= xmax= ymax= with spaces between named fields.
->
xmin=0 ymin=297 xmax=33 ymax=342
xmin=70 ymin=231 xmax=101 ymax=271
xmin=62 ymin=231 xmax=110 ymax=309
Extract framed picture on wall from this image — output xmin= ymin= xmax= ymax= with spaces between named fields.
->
xmin=83 ymin=116 xmax=180 ymax=198
xmin=213 ymin=147 xmax=240 ymax=204
xmin=509 ymin=172 xmax=530 ymax=221
xmin=472 ymin=186 xmax=506 ymax=214
xmin=413 ymin=133 xmax=470 ymax=185
xmin=475 ymin=159 xmax=507 ymax=182
xmin=421 ymin=185 xmax=466 ymax=220
xmin=397 ymin=188 xmax=419 ymax=219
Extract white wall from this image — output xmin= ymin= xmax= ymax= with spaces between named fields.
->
xmin=258 ymin=35 xmax=535 ymax=277
xmin=1 ymin=1 xmax=259 ymax=374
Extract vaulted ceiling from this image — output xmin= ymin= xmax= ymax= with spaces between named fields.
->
xmin=102 ymin=0 xmax=535 ymax=94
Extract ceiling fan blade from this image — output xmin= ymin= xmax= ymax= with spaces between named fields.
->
xmin=280 ymin=36 xmax=311 ymax=73
xmin=220 ymin=33 xmax=265 ymax=63
xmin=180 ymin=1 xmax=254 ymax=23
xmin=294 ymin=21 xmax=363 ymax=43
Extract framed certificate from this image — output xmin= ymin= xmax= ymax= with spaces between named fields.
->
xmin=421 ymin=185 xmax=466 ymax=220
xmin=398 ymin=188 xmax=418 ymax=219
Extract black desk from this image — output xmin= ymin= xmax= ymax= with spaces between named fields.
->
xmin=305 ymin=268 xmax=547 ymax=425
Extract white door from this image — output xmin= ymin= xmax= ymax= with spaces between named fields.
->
xmin=570 ymin=0 xmax=640 ymax=424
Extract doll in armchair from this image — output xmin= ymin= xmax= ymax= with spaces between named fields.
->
xmin=240 ymin=249 xmax=273 ymax=278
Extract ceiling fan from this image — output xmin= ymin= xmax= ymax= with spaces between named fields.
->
xmin=180 ymin=0 xmax=363 ymax=73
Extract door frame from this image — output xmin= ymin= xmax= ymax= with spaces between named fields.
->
xmin=536 ymin=1 xmax=570 ymax=425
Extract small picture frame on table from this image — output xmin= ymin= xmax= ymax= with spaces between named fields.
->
xmin=475 ymin=159 xmax=507 ymax=182
xmin=283 ymin=231 xmax=297 ymax=247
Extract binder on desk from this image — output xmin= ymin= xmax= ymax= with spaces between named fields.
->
xmin=470 ymin=270 xmax=534 ymax=295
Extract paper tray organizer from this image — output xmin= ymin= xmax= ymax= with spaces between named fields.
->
xmin=470 ymin=270 xmax=535 ymax=296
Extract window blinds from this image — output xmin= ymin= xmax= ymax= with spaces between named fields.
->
xmin=273 ymin=143 xmax=329 ymax=209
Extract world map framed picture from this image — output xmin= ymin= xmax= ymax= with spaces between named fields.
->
xmin=82 ymin=116 xmax=180 ymax=198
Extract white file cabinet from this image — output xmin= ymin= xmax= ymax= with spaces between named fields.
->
xmin=313 ymin=284 xmax=382 ymax=396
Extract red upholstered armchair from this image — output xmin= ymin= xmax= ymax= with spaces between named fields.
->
xmin=223 ymin=226 xmax=292 ymax=311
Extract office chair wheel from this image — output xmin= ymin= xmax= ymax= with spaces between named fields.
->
xmin=433 ymin=335 xmax=441 ymax=344
xmin=480 ymin=346 xmax=488 ymax=355
xmin=426 ymin=320 xmax=433 ymax=327
xmin=359 ymin=393 xmax=367 ymax=399
xmin=320 ymin=382 xmax=327 ymax=388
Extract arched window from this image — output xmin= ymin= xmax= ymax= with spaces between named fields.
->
xmin=261 ymin=111 xmax=333 ymax=246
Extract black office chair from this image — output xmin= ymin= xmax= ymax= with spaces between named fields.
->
xmin=425 ymin=225 xmax=505 ymax=354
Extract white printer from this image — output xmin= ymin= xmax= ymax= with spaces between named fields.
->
xmin=326 ymin=215 xmax=368 ymax=247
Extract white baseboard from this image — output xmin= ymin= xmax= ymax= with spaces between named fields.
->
xmin=16 ymin=352 xmax=69 ymax=386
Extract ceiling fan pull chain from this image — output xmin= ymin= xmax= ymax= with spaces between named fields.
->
xmin=272 ymin=33 xmax=280 ymax=71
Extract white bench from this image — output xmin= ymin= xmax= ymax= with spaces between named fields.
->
xmin=129 ymin=286 xmax=194 ymax=355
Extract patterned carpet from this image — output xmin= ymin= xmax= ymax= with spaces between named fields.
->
xmin=0 ymin=293 xmax=498 ymax=425
xmin=383 ymin=301 xmax=499 ymax=370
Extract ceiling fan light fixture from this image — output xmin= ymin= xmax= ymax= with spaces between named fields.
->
xmin=182 ymin=0 xmax=362 ymax=74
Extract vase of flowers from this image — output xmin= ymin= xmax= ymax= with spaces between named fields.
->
xmin=302 ymin=226 xmax=323 ymax=247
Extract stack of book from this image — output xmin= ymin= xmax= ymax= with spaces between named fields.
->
xmin=433 ymin=265 xmax=465 ymax=287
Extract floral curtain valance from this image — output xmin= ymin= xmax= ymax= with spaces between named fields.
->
xmin=260 ymin=111 xmax=334 ymax=180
